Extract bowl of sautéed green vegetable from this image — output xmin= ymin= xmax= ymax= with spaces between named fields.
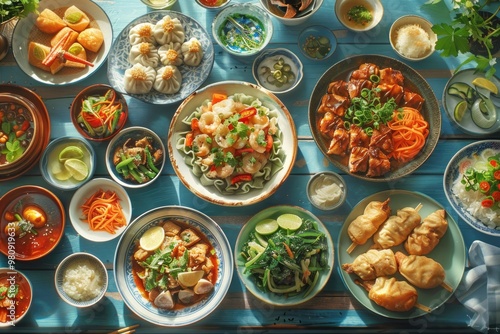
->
xmin=235 ymin=205 xmax=334 ymax=306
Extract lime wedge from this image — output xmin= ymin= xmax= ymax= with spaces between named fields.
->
xmin=64 ymin=158 xmax=89 ymax=181
xmin=277 ymin=213 xmax=303 ymax=231
xmin=139 ymin=226 xmax=165 ymax=251
xmin=454 ymin=100 xmax=468 ymax=123
xmin=472 ymin=77 xmax=499 ymax=95
xmin=51 ymin=161 xmax=72 ymax=181
xmin=255 ymin=218 xmax=279 ymax=235
xmin=177 ymin=271 xmax=204 ymax=287
xmin=59 ymin=145 xmax=84 ymax=162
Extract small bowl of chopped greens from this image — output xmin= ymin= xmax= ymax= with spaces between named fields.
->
xmin=212 ymin=3 xmax=274 ymax=57
xmin=235 ymin=205 xmax=334 ymax=306
xmin=335 ymin=0 xmax=383 ymax=32
xmin=70 ymin=84 xmax=128 ymax=142
xmin=298 ymin=25 xmax=337 ymax=61
xmin=252 ymin=48 xmax=303 ymax=94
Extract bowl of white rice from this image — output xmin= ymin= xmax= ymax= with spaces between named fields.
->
xmin=389 ymin=15 xmax=437 ymax=61
xmin=444 ymin=140 xmax=500 ymax=237
xmin=55 ymin=252 xmax=108 ymax=307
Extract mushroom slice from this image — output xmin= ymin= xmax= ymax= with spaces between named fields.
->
xmin=178 ymin=289 xmax=196 ymax=304
xmin=193 ymin=278 xmax=214 ymax=295
xmin=283 ymin=4 xmax=298 ymax=18
xmin=154 ymin=290 xmax=174 ymax=309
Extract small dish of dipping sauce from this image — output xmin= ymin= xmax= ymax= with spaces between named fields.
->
xmin=298 ymin=25 xmax=337 ymax=61
xmin=307 ymin=171 xmax=347 ymax=210
xmin=252 ymin=48 xmax=303 ymax=94
xmin=212 ymin=3 xmax=273 ymax=57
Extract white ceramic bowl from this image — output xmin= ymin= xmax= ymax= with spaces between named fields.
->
xmin=307 ymin=171 xmax=347 ymax=210
xmin=106 ymin=126 xmax=166 ymax=188
xmin=69 ymin=178 xmax=132 ymax=242
xmin=0 ymin=268 xmax=32 ymax=326
xmin=55 ymin=252 xmax=108 ymax=308
xmin=40 ymin=136 xmax=96 ymax=191
xmin=335 ymin=0 xmax=383 ymax=32
xmin=235 ymin=205 xmax=334 ymax=306
xmin=444 ymin=140 xmax=500 ymax=237
xmin=212 ymin=3 xmax=273 ymax=57
xmin=259 ymin=0 xmax=324 ymax=26
xmin=140 ymin=0 xmax=177 ymax=9
xmin=252 ymin=48 xmax=303 ymax=94
xmin=114 ymin=206 xmax=233 ymax=327
xmin=389 ymin=15 xmax=437 ymax=61
xmin=168 ymin=81 xmax=297 ymax=206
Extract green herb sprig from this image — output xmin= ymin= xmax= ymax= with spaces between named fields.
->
xmin=0 ymin=0 xmax=39 ymax=23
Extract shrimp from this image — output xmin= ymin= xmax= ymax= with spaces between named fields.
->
xmin=268 ymin=116 xmax=278 ymax=135
xmin=249 ymin=129 xmax=267 ymax=153
xmin=250 ymin=113 xmax=269 ymax=130
xmin=198 ymin=112 xmax=221 ymax=135
xmin=242 ymin=152 xmax=268 ymax=174
xmin=207 ymin=163 xmax=235 ymax=179
xmin=214 ymin=124 xmax=234 ymax=148
xmin=212 ymin=98 xmax=236 ymax=119
xmin=192 ymin=134 xmax=212 ymax=157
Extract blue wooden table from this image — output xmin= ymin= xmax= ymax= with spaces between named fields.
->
xmin=1 ymin=0 xmax=499 ymax=333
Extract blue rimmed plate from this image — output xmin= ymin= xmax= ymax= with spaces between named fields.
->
xmin=113 ymin=206 xmax=233 ymax=327
xmin=107 ymin=11 xmax=214 ymax=105
xmin=12 ymin=0 xmax=113 ymax=85
xmin=338 ymin=190 xmax=466 ymax=319
xmin=444 ymin=140 xmax=500 ymax=237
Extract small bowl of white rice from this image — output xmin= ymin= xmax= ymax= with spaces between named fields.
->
xmin=55 ymin=252 xmax=108 ymax=308
xmin=389 ymin=15 xmax=437 ymax=61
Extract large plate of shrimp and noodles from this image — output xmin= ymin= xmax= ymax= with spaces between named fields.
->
xmin=337 ymin=190 xmax=466 ymax=319
xmin=308 ymin=55 xmax=441 ymax=182
xmin=168 ymin=81 xmax=297 ymax=206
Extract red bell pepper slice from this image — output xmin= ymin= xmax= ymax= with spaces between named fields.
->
xmin=231 ymin=173 xmax=252 ymax=185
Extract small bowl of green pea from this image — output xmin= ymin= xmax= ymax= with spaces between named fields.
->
xmin=298 ymin=25 xmax=337 ymax=61
xmin=252 ymin=48 xmax=303 ymax=94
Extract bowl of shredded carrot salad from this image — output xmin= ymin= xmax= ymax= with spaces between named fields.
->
xmin=68 ymin=178 xmax=132 ymax=242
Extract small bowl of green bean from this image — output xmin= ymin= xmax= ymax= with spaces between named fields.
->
xmin=105 ymin=126 xmax=165 ymax=188
xmin=298 ymin=25 xmax=337 ymax=61
xmin=252 ymin=48 xmax=303 ymax=94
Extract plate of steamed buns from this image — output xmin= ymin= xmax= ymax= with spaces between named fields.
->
xmin=107 ymin=11 xmax=215 ymax=105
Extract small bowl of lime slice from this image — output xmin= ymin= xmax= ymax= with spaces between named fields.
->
xmin=40 ymin=136 xmax=96 ymax=191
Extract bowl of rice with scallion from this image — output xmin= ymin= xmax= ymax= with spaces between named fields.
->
xmin=389 ymin=15 xmax=437 ymax=61
xmin=55 ymin=252 xmax=108 ymax=307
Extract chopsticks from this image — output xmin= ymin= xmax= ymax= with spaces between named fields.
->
xmin=108 ymin=324 xmax=139 ymax=334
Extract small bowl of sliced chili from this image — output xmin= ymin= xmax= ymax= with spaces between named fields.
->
xmin=196 ymin=0 xmax=231 ymax=9
xmin=70 ymin=84 xmax=128 ymax=142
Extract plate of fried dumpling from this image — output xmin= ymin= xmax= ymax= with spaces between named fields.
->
xmin=338 ymin=189 xmax=466 ymax=319
xmin=12 ymin=0 xmax=112 ymax=85
xmin=107 ymin=11 xmax=215 ymax=105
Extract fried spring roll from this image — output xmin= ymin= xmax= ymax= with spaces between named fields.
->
xmin=372 ymin=205 xmax=421 ymax=249
xmin=342 ymin=249 xmax=397 ymax=280
xmin=394 ymin=252 xmax=447 ymax=290
xmin=404 ymin=209 xmax=448 ymax=256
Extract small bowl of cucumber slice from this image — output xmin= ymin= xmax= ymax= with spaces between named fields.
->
xmin=443 ymin=68 xmax=500 ymax=135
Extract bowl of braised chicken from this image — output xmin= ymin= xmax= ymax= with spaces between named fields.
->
xmin=259 ymin=0 xmax=324 ymax=26
xmin=308 ymin=54 xmax=440 ymax=182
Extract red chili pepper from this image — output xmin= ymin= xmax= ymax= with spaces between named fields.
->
xmin=61 ymin=51 xmax=94 ymax=67
xmin=20 ymin=120 xmax=30 ymax=132
xmin=494 ymin=170 xmax=500 ymax=181
xmin=238 ymin=107 xmax=257 ymax=123
xmin=234 ymin=148 xmax=254 ymax=156
xmin=265 ymin=134 xmax=273 ymax=152
xmin=492 ymin=191 xmax=500 ymax=202
xmin=42 ymin=30 xmax=71 ymax=66
xmin=480 ymin=181 xmax=491 ymax=193
xmin=231 ymin=173 xmax=252 ymax=184
xmin=482 ymin=198 xmax=494 ymax=208
xmin=185 ymin=133 xmax=194 ymax=147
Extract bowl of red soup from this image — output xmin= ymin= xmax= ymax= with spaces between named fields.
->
xmin=0 ymin=84 xmax=51 ymax=181
xmin=0 ymin=268 xmax=32 ymax=326
xmin=0 ymin=185 xmax=65 ymax=261
xmin=113 ymin=206 xmax=233 ymax=327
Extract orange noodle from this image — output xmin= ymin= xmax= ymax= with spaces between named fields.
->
xmin=388 ymin=107 xmax=429 ymax=162
xmin=81 ymin=189 xmax=127 ymax=234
